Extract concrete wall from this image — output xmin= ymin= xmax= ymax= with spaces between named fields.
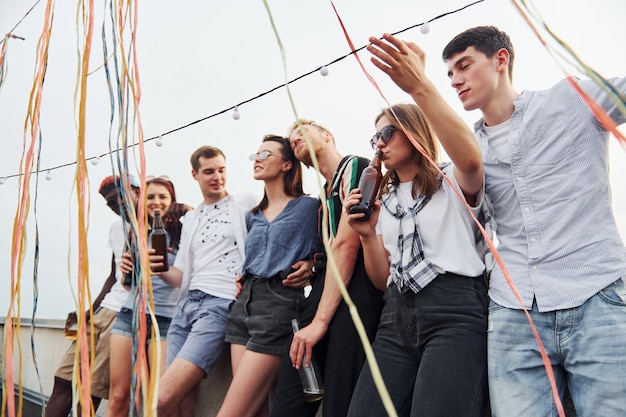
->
xmin=1 ymin=319 xmax=575 ymax=417
xmin=0 ymin=319 xmax=232 ymax=417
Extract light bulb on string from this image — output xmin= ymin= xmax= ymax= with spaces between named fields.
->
xmin=0 ymin=177 xmax=5 ymax=185
xmin=320 ymin=66 xmax=329 ymax=76
xmin=232 ymin=106 xmax=241 ymax=120
xmin=91 ymin=156 xmax=100 ymax=166
xmin=45 ymin=170 xmax=52 ymax=181
xmin=420 ymin=22 xmax=430 ymax=34
xmin=156 ymin=135 xmax=164 ymax=147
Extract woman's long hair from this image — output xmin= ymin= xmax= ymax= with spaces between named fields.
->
xmin=377 ymin=103 xmax=441 ymax=199
xmin=252 ymin=134 xmax=304 ymax=213
xmin=147 ymin=177 xmax=183 ymax=251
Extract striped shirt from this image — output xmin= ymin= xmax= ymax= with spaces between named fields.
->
xmin=475 ymin=77 xmax=626 ymax=311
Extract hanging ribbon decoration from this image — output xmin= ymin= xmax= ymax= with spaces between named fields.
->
xmin=72 ymin=1 xmax=98 ymax=416
xmin=101 ymin=0 xmax=155 ymax=414
xmin=511 ymin=0 xmax=626 ymax=145
xmin=1 ymin=2 xmax=56 ymax=417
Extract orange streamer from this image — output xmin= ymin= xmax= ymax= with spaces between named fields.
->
xmin=2 ymin=2 xmax=56 ymax=417
xmin=73 ymin=1 xmax=96 ymax=416
xmin=511 ymin=0 xmax=625 ymax=147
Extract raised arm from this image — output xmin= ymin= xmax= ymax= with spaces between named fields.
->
xmin=368 ymin=33 xmax=483 ymax=203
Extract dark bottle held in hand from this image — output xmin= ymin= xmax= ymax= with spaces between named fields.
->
xmin=150 ymin=210 xmax=169 ymax=273
xmin=122 ymin=233 xmax=138 ymax=287
xmin=349 ymin=150 xmax=383 ymax=221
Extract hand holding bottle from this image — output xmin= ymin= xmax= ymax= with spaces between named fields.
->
xmin=346 ymin=188 xmax=380 ymax=238
xmin=348 ymin=150 xmax=383 ymax=221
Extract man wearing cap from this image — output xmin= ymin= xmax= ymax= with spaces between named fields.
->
xmin=45 ymin=175 xmax=140 ymax=417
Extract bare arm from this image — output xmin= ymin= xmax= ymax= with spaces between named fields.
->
xmin=346 ymin=190 xmax=390 ymax=291
xmin=290 ymin=211 xmax=360 ymax=368
xmin=65 ymin=253 xmax=117 ymax=331
xmin=368 ymin=33 xmax=483 ymax=202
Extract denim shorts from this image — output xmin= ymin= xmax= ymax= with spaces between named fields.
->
xmin=110 ymin=307 xmax=171 ymax=343
xmin=225 ymin=275 xmax=305 ymax=355
xmin=166 ymin=290 xmax=232 ymax=375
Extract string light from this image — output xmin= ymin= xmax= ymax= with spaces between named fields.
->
xmin=420 ymin=22 xmax=430 ymax=34
xmin=0 ymin=2 xmax=484 ymax=183
xmin=155 ymin=135 xmax=164 ymax=147
xmin=0 ymin=177 xmax=5 ymax=185
xmin=0 ymin=0 xmax=41 ymax=47
xmin=320 ymin=66 xmax=329 ymax=76
xmin=90 ymin=156 xmax=100 ymax=165
xmin=45 ymin=170 xmax=52 ymax=180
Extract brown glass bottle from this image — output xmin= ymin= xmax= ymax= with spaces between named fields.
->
xmin=122 ymin=232 xmax=138 ymax=287
xmin=349 ymin=150 xmax=382 ymax=221
xmin=150 ymin=210 xmax=169 ymax=272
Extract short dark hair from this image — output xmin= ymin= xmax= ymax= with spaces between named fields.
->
xmin=442 ymin=26 xmax=515 ymax=81
xmin=190 ymin=146 xmax=226 ymax=172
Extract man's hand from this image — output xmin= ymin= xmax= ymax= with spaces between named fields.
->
xmin=64 ymin=311 xmax=78 ymax=332
xmin=163 ymin=202 xmax=193 ymax=225
xmin=234 ymin=274 xmax=244 ymax=299
xmin=290 ymin=320 xmax=327 ymax=369
xmin=282 ymin=259 xmax=313 ymax=288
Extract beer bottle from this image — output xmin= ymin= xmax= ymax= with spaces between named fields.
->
xmin=291 ymin=319 xmax=324 ymax=402
xmin=349 ymin=150 xmax=383 ymax=221
xmin=150 ymin=210 xmax=169 ymax=272
xmin=122 ymin=231 xmax=138 ymax=287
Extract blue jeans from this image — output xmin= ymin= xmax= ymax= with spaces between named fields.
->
xmin=488 ymin=278 xmax=626 ymax=417
xmin=347 ymin=273 xmax=488 ymax=417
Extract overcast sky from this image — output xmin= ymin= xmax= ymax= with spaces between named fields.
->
xmin=1 ymin=0 xmax=625 ymax=319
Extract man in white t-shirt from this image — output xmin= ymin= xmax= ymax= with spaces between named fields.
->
xmin=153 ymin=146 xmax=257 ymax=417
xmin=45 ymin=175 xmax=140 ymax=417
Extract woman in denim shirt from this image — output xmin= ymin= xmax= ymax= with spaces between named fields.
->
xmin=219 ymin=135 xmax=320 ymax=417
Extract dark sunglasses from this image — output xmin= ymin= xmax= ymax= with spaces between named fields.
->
xmin=370 ymin=125 xmax=396 ymax=149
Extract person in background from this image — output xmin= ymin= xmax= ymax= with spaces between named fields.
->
xmin=150 ymin=146 xmax=257 ymax=417
xmin=106 ymin=176 xmax=191 ymax=417
xmin=45 ymin=175 xmax=140 ymax=417
xmin=346 ymin=103 xmax=488 ymax=417
xmin=217 ymin=135 xmax=320 ymax=417
xmin=270 ymin=120 xmax=384 ymax=417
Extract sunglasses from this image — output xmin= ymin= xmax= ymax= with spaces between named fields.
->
xmin=249 ymin=150 xmax=281 ymax=161
xmin=370 ymin=125 xmax=397 ymax=150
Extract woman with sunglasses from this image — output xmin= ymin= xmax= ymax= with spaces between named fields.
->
xmin=217 ymin=135 xmax=321 ymax=417
xmin=345 ymin=103 xmax=489 ymax=417
xmin=106 ymin=176 xmax=192 ymax=417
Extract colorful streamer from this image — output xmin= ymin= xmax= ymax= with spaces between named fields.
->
xmin=2 ymin=2 xmax=56 ymax=417
xmin=511 ymin=0 xmax=626 ymax=145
